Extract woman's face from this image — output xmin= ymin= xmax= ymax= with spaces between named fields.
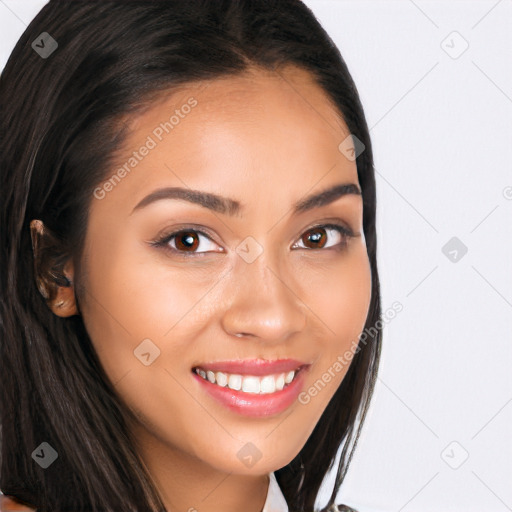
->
xmin=76 ymin=65 xmax=371 ymax=478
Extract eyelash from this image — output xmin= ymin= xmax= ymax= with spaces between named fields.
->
xmin=150 ymin=222 xmax=356 ymax=258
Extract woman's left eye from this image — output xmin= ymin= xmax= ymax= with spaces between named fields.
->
xmin=151 ymin=223 xmax=354 ymax=257
xmin=291 ymin=223 xmax=354 ymax=251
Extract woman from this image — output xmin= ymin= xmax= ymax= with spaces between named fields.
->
xmin=0 ymin=1 xmax=382 ymax=511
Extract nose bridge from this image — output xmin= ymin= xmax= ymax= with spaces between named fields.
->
xmin=221 ymin=245 xmax=307 ymax=340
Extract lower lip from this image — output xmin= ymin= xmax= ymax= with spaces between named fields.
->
xmin=192 ymin=367 xmax=309 ymax=418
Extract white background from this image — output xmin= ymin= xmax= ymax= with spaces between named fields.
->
xmin=1 ymin=1 xmax=511 ymax=511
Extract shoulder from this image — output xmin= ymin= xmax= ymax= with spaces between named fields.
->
xmin=0 ymin=494 xmax=36 ymax=511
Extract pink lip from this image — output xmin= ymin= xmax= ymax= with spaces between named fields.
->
xmin=192 ymin=364 xmax=310 ymax=418
xmin=192 ymin=358 xmax=306 ymax=376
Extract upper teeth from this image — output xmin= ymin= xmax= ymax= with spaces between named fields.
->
xmin=194 ymin=368 xmax=298 ymax=394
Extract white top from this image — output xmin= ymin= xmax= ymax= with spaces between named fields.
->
xmin=262 ymin=472 xmax=289 ymax=512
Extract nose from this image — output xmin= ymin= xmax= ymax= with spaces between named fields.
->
xmin=221 ymin=258 xmax=307 ymax=343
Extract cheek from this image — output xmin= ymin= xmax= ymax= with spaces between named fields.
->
xmin=83 ymin=230 xmax=211 ymax=337
xmin=302 ymin=243 xmax=372 ymax=344
xmin=331 ymin=255 xmax=371 ymax=341
xmin=78 ymin=234 xmax=209 ymax=384
xmin=295 ymin=243 xmax=372 ymax=406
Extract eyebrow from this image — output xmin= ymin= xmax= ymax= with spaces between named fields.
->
xmin=130 ymin=182 xmax=362 ymax=217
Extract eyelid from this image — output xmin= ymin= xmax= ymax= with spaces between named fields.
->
xmin=299 ymin=218 xmax=356 ymax=237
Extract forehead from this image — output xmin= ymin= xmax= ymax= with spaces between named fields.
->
xmin=125 ymin=64 xmax=348 ymax=132
xmin=96 ymin=64 xmax=358 ymax=218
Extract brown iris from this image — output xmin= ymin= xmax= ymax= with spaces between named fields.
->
xmin=174 ymin=230 xmax=200 ymax=252
xmin=301 ymin=227 xmax=328 ymax=249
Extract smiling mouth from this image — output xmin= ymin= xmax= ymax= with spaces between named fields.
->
xmin=192 ymin=365 xmax=306 ymax=395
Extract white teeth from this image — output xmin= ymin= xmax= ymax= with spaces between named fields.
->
xmin=242 ymin=376 xmax=260 ymax=393
xmin=215 ymin=371 xmax=228 ymax=387
xmin=228 ymin=373 xmax=242 ymax=390
xmin=194 ymin=367 xmax=299 ymax=394
xmin=260 ymin=375 xmax=276 ymax=394
xmin=275 ymin=374 xmax=285 ymax=391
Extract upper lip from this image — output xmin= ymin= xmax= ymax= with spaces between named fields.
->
xmin=193 ymin=358 xmax=308 ymax=376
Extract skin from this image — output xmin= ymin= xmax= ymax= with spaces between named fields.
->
xmin=34 ymin=64 xmax=372 ymax=512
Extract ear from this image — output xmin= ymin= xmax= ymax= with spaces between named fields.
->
xmin=30 ymin=219 xmax=80 ymax=317
xmin=48 ymin=258 xmax=79 ymax=317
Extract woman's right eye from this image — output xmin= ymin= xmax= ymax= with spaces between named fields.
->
xmin=151 ymin=229 xmax=221 ymax=256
